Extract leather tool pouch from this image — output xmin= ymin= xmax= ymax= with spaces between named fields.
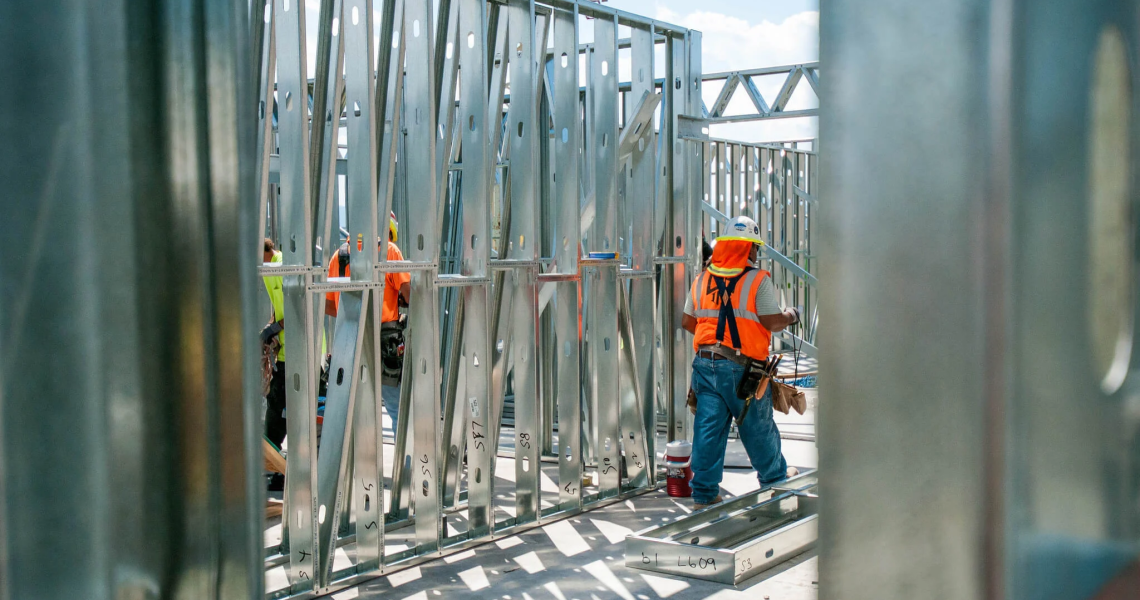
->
xmin=771 ymin=379 xmax=807 ymax=415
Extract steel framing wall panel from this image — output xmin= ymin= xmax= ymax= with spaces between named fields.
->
xmin=250 ymin=3 xmax=732 ymax=597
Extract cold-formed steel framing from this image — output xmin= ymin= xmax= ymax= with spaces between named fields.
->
xmin=253 ymin=1 xmax=817 ymax=597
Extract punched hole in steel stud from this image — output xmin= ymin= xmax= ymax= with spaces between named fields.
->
xmin=691 ymin=537 xmax=699 ymax=544
xmin=293 ymin=374 xmax=300 ymax=391
xmin=336 ymin=368 xmax=344 ymax=385
xmin=364 ymin=494 xmax=371 ymax=512
xmin=522 ymin=457 xmax=530 ymax=472
xmin=290 ymin=234 xmax=296 ymax=252
xmin=475 ymin=468 xmax=482 ymax=483
xmin=422 ymin=481 xmax=429 ymax=496
xmin=418 ymin=234 xmax=424 ymax=250
xmin=766 ymin=548 xmax=774 ymax=558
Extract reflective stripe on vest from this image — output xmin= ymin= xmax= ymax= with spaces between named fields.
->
xmin=690 ymin=268 xmax=772 ymax=361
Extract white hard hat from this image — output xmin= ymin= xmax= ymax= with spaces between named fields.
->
xmin=719 ymin=216 xmax=764 ymax=245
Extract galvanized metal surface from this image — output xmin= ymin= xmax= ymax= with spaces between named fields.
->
xmin=626 ymin=471 xmax=817 ymax=586
xmin=249 ymin=1 xmax=825 ymax=598
xmin=821 ymin=1 xmax=1140 ymax=600
xmin=2 ymin=1 xmax=259 ymax=598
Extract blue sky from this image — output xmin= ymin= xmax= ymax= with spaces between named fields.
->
xmin=300 ymin=0 xmax=818 ymax=143
xmin=608 ymin=0 xmax=820 ymax=142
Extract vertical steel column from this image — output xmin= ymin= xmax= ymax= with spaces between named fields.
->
xmin=403 ymin=0 xmax=443 ymax=552
xmin=275 ymin=0 xmax=320 ymax=587
xmin=624 ymin=24 xmax=656 ymax=487
xmin=588 ymin=15 xmax=622 ymax=497
xmin=376 ymin=0 xmax=404 ymax=240
xmin=255 ymin=7 xmax=277 ymax=257
xmin=720 ymin=143 xmax=731 ymax=220
xmin=747 ymin=147 xmax=758 ymax=220
xmin=551 ymin=4 xmax=583 ymax=508
xmin=685 ymin=32 xmax=704 ymax=433
xmin=310 ymin=0 xmax=345 ymax=268
xmin=666 ymin=35 xmax=691 ymax=443
xmin=3 ymin=1 xmax=259 ymax=597
xmin=506 ymin=0 xmax=542 ymax=524
xmin=436 ymin=0 xmax=466 ymax=508
xmin=315 ymin=0 xmax=379 ymax=584
xmin=459 ymin=0 xmax=495 ymax=537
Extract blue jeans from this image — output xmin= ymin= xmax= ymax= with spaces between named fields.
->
xmin=690 ymin=356 xmax=787 ymax=503
xmin=381 ymin=384 xmax=401 ymax=430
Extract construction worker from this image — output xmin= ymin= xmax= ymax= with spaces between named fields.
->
xmin=323 ymin=213 xmax=410 ymax=428
xmin=261 ymin=239 xmax=286 ymax=491
xmin=682 ymin=216 xmax=801 ymax=509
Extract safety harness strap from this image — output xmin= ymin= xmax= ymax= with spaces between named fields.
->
xmin=705 ymin=267 xmax=752 ymax=349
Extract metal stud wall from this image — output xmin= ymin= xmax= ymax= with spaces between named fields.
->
xmin=255 ymin=1 xmax=708 ymax=597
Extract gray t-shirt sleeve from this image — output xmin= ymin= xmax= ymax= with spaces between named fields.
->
xmin=683 ymin=281 xmax=696 ymax=316
xmin=754 ymin=274 xmax=782 ymax=316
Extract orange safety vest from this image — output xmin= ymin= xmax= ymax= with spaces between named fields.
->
xmin=325 ymin=240 xmax=409 ymax=323
xmin=690 ymin=268 xmax=772 ymax=361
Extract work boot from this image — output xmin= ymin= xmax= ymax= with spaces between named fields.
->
xmin=693 ymin=496 xmax=722 ymax=510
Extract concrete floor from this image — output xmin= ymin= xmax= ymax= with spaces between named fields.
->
xmin=269 ymin=390 xmax=820 ymax=600
xmin=327 ymin=485 xmax=818 ymax=600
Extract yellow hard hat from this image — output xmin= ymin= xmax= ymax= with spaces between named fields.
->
xmin=389 ymin=211 xmax=398 ymax=242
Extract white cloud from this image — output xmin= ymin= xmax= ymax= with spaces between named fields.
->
xmin=656 ymin=8 xmax=819 ymax=74
xmin=657 ymin=8 xmax=820 ymax=144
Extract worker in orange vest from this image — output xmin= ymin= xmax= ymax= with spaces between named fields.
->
xmin=324 ymin=212 xmax=410 ymax=428
xmin=682 ymin=216 xmax=801 ymax=509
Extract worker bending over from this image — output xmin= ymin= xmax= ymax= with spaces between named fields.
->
xmin=682 ymin=216 xmax=800 ymax=509
xmin=324 ymin=212 xmax=410 ymax=429
xmin=261 ymin=239 xmax=287 ymax=449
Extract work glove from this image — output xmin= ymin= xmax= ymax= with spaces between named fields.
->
xmin=787 ymin=306 xmax=802 ymax=325
xmin=260 ymin=322 xmax=283 ymax=344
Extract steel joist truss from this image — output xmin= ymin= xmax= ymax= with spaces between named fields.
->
xmin=701 ymin=64 xmax=820 ymax=124
xmin=254 ymin=1 xmax=706 ymax=597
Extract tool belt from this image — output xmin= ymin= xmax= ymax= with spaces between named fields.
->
xmin=696 ymin=343 xmax=753 ymax=366
xmin=380 ymin=317 xmax=406 ymax=387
